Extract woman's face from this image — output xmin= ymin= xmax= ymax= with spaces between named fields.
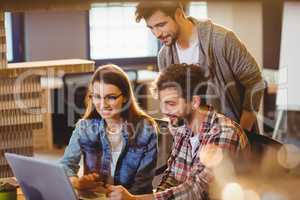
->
xmin=91 ymin=81 xmax=126 ymax=121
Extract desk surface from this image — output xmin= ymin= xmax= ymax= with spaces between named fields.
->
xmin=16 ymin=188 xmax=107 ymax=200
xmin=17 ymin=188 xmax=24 ymax=200
xmin=14 ymin=175 xmax=300 ymax=200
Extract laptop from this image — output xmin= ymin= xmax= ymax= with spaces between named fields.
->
xmin=5 ymin=153 xmax=106 ymax=200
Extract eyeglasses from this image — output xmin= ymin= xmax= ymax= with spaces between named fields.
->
xmin=90 ymin=93 xmax=123 ymax=105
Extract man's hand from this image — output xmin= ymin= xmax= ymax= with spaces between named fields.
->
xmin=107 ymin=185 xmax=155 ymax=200
xmin=240 ymin=110 xmax=256 ymax=132
xmin=107 ymin=185 xmax=135 ymax=200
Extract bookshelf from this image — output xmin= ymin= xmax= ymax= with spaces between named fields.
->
xmin=0 ymin=59 xmax=94 ymax=177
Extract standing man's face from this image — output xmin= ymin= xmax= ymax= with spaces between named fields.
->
xmin=145 ymin=10 xmax=180 ymax=46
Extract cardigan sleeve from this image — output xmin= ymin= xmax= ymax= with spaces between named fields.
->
xmin=224 ymin=31 xmax=264 ymax=112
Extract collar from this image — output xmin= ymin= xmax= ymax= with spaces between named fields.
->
xmin=96 ymin=118 xmax=129 ymax=141
xmin=165 ymin=17 xmax=213 ymax=67
xmin=175 ymin=25 xmax=199 ymax=49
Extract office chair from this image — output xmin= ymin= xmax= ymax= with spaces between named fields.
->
xmin=154 ymin=119 xmax=172 ymax=176
xmin=234 ymin=129 xmax=285 ymax=176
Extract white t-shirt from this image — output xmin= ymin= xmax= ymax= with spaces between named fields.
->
xmin=107 ymin=132 xmax=123 ymax=179
xmin=190 ymin=134 xmax=200 ymax=158
xmin=175 ymin=28 xmax=200 ymax=64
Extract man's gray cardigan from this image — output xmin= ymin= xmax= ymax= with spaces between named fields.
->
xmin=157 ymin=18 xmax=264 ymax=131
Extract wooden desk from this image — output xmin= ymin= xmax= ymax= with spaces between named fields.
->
xmin=16 ymin=187 xmax=108 ymax=200
xmin=17 ymin=188 xmax=24 ymax=200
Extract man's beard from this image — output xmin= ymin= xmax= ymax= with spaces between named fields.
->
xmin=171 ymin=116 xmax=185 ymax=127
xmin=164 ymin=24 xmax=180 ymax=46
xmin=168 ymin=111 xmax=192 ymax=128
xmin=170 ymin=31 xmax=180 ymax=46
xmin=161 ymin=35 xmax=177 ymax=46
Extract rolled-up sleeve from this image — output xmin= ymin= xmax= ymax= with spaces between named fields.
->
xmin=154 ymin=164 xmax=212 ymax=200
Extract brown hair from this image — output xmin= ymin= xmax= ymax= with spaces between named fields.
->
xmin=153 ymin=63 xmax=210 ymax=105
xmin=135 ymin=1 xmax=183 ymax=22
xmin=83 ymin=64 xmax=156 ymax=141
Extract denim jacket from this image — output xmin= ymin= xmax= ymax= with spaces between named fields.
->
xmin=60 ymin=118 xmax=158 ymax=194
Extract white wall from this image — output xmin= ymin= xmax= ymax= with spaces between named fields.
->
xmin=22 ymin=3 xmax=263 ymax=67
xmin=276 ymin=2 xmax=300 ymax=111
xmin=207 ymin=2 xmax=263 ymax=67
xmin=24 ymin=10 xmax=88 ymax=61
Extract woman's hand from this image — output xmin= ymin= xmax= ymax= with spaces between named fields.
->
xmin=69 ymin=176 xmax=80 ymax=188
xmin=69 ymin=173 xmax=102 ymax=190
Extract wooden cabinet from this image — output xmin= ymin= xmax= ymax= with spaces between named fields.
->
xmin=0 ymin=59 xmax=94 ymax=178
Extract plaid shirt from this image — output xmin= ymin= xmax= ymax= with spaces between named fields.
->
xmin=154 ymin=106 xmax=249 ymax=200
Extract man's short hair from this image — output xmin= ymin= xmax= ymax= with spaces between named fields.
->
xmin=153 ymin=63 xmax=210 ymax=104
xmin=135 ymin=1 xmax=183 ymax=22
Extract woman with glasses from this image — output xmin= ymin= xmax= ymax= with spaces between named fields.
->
xmin=60 ymin=64 xmax=158 ymax=195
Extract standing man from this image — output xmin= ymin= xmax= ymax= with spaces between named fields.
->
xmin=135 ymin=1 xmax=264 ymax=133
xmin=107 ymin=64 xmax=249 ymax=200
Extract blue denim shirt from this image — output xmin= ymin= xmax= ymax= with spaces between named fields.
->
xmin=60 ymin=118 xmax=158 ymax=194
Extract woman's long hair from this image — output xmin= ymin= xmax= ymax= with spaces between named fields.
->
xmin=83 ymin=64 xmax=156 ymax=143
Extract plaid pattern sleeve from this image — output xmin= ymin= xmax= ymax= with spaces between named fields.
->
xmin=155 ymin=164 xmax=212 ymax=200
xmin=154 ymin=106 xmax=249 ymax=200
xmin=156 ymin=173 xmax=179 ymax=192
xmin=206 ymin=114 xmax=249 ymax=153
